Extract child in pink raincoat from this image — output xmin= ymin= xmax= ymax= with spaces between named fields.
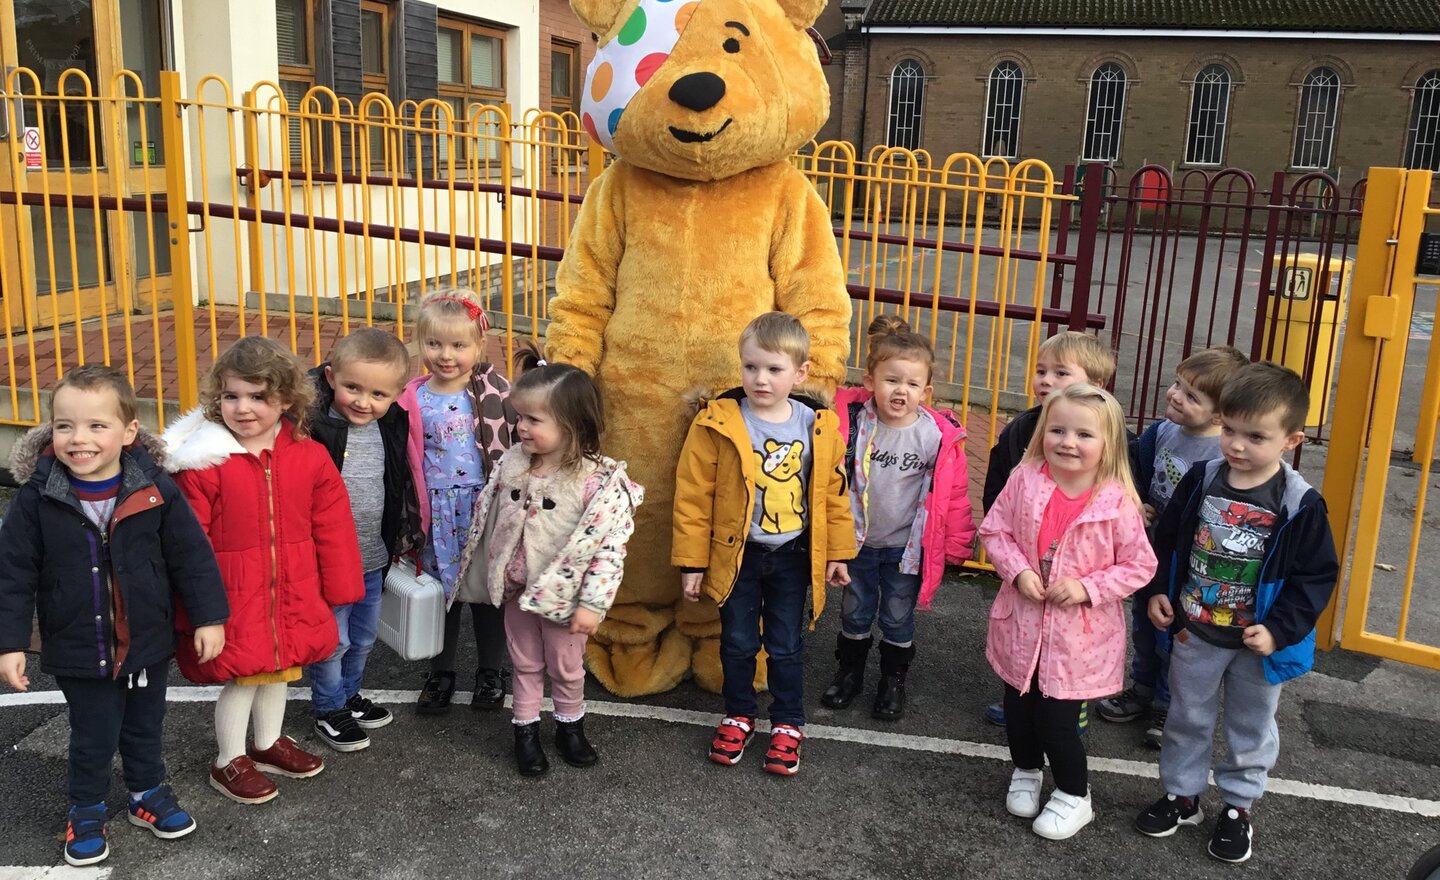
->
xmin=980 ymin=383 xmax=1157 ymax=842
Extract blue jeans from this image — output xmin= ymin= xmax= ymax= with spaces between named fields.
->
xmin=1130 ymin=595 xmax=1171 ymax=709
xmin=718 ymin=540 xmax=809 ymax=727
xmin=841 ymin=545 xmax=922 ymax=644
xmin=309 ymin=566 xmax=385 ymax=715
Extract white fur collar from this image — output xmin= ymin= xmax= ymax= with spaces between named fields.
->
xmin=160 ymin=408 xmax=245 ymax=473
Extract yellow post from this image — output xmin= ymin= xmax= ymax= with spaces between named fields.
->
xmin=241 ymin=89 xmax=265 ymax=331
xmin=160 ymin=70 xmax=200 ymax=411
xmin=1313 ymin=169 xmax=1405 ymax=649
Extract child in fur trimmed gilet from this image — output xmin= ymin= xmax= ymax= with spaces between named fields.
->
xmin=458 ymin=345 xmax=643 ymax=776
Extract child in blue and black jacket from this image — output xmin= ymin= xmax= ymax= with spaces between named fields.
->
xmin=0 ymin=366 xmax=229 ymax=867
xmin=1132 ymin=362 xmax=1338 ymax=865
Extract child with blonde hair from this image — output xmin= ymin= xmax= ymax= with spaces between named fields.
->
xmin=822 ymin=314 xmax=976 ymax=720
xmin=980 ymin=384 xmax=1156 ymax=840
xmin=400 ymin=288 xmax=518 ymax=713
xmin=163 ymin=337 xmax=363 ymax=805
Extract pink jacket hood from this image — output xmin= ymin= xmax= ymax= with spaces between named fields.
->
xmin=834 ymin=387 xmax=977 ymax=610
xmin=979 ymin=461 xmax=1157 ymax=700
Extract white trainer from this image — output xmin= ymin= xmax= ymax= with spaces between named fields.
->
xmin=1032 ymin=788 xmax=1094 ymax=840
xmin=1006 ymin=768 xmax=1044 ymax=818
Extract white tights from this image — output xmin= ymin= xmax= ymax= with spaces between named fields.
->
xmin=214 ymin=681 xmax=288 ymax=766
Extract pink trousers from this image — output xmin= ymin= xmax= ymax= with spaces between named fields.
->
xmin=504 ymin=597 xmax=588 ymax=722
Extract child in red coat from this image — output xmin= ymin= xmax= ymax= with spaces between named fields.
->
xmin=163 ymin=337 xmax=363 ymax=805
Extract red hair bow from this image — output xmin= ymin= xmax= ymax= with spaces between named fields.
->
xmin=434 ymin=295 xmax=490 ymax=332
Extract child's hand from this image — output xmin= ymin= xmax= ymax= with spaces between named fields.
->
xmin=1148 ymin=594 xmax=1174 ymax=629
xmin=1242 ymin=624 xmax=1277 ymax=656
xmin=1014 ymin=570 xmax=1045 ymax=603
xmin=1142 ymin=503 xmax=1157 ymax=527
xmin=194 ymin=625 xmax=226 ymax=664
xmin=0 ymin=652 xmax=28 ymax=692
xmin=826 ymin=562 xmax=850 ymax=587
xmin=1046 ymin=576 xmax=1090 ymax=607
xmin=681 ymin=572 xmax=704 ymax=602
xmin=570 ymin=607 xmax=601 ymax=636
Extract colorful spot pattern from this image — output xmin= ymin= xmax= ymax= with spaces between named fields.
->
xmin=581 ymin=0 xmax=694 ymax=152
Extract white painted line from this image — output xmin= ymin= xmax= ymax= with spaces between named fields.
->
xmin=5 ymin=686 xmax=1439 ymax=818
xmin=0 ymin=867 xmax=111 ymax=879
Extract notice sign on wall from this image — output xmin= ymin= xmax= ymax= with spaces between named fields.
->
xmin=22 ymin=127 xmax=41 ymax=168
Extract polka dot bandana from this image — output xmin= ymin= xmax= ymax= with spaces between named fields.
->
xmin=581 ymin=0 xmax=702 ymax=151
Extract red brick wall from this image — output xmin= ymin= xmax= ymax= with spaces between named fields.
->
xmin=838 ymin=32 xmax=1440 ymax=179
xmin=539 ymin=0 xmax=596 ymax=115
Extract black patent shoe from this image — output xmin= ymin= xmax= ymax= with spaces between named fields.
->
xmin=416 ymin=671 xmax=456 ymax=715
xmin=472 ymin=667 xmax=507 ymax=711
xmin=514 ymin=721 xmax=550 ymax=777
xmin=820 ymin=665 xmax=863 ymax=709
xmin=554 ymin=718 xmax=599 ymax=767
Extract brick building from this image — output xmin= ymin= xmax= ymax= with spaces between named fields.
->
xmin=540 ymin=0 xmax=597 ymax=118
xmin=819 ymin=0 xmax=1440 ymax=178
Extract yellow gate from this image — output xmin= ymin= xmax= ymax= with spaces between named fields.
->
xmin=1317 ymin=166 xmax=1440 ymax=669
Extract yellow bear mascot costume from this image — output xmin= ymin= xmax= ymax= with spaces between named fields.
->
xmin=547 ymin=0 xmax=851 ymax=696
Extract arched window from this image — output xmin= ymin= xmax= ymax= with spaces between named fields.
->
xmin=983 ymin=61 xmax=1024 ymax=158
xmin=886 ymin=59 xmax=926 ymax=151
xmin=1404 ymin=69 xmax=1440 ymax=171
xmin=1082 ymin=62 xmax=1128 ymax=162
xmin=1292 ymin=67 xmax=1341 ymax=169
xmin=1185 ymin=64 xmax=1233 ymax=166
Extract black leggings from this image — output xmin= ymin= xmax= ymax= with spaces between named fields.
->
xmin=431 ymin=602 xmax=506 ymax=674
xmin=1003 ymin=673 xmax=1087 ymax=797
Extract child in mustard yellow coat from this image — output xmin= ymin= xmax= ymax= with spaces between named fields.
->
xmin=674 ymin=312 xmax=856 ymax=776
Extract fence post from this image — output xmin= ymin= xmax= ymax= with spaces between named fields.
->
xmin=241 ymin=89 xmax=265 ymax=319
xmin=499 ymin=105 xmax=515 ymax=369
xmin=1249 ymin=171 xmax=1288 ymax=359
xmin=1067 ymin=162 xmax=1103 ymax=331
xmin=159 ymin=70 xmax=199 ymax=412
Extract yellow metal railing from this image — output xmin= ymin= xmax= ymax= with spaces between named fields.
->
xmin=0 ymin=69 xmax=1075 ymax=470
xmin=1316 ymin=166 xmax=1440 ymax=669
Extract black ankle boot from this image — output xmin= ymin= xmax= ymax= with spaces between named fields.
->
xmin=820 ymin=634 xmax=872 ymax=709
xmin=513 ymin=721 xmax=549 ymax=776
xmin=554 ymin=717 xmax=599 ymax=767
xmin=472 ymin=667 xmax=507 ymax=711
xmin=872 ymin=642 xmax=916 ymax=721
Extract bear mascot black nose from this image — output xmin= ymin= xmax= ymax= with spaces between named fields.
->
xmin=669 ymin=72 xmax=726 ymax=112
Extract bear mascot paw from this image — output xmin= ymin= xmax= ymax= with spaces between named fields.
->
xmin=546 ymin=0 xmax=852 ymax=696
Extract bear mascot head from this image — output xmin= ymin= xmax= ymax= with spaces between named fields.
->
xmin=546 ymin=0 xmax=854 ymax=697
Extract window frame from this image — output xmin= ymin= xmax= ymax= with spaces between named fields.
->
xmin=1291 ymin=66 xmax=1341 ymax=170
xmin=1403 ymin=69 xmax=1440 ymax=172
xmin=435 ymin=16 xmax=508 ymax=166
xmin=885 ymin=58 xmax=926 ymax=151
xmin=1081 ymin=62 xmax=1128 ymax=163
xmin=275 ymin=0 xmax=318 ymax=169
xmin=550 ymin=39 xmax=579 ymax=114
xmin=1184 ymin=63 xmax=1234 ymax=167
xmin=360 ymin=0 xmax=391 ymax=95
xmin=982 ymin=61 xmax=1025 ymax=160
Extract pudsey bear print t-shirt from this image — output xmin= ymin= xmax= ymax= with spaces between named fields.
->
xmin=741 ymin=399 xmax=814 ymax=547
xmin=1181 ymin=465 xmax=1285 ymax=649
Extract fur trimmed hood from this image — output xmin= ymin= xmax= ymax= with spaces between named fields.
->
xmin=159 ymin=408 xmax=245 ymax=473
xmin=8 ymin=422 xmax=167 ymax=485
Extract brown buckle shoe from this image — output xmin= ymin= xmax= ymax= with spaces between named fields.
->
xmin=248 ymin=735 xmax=325 ymax=779
xmin=209 ymin=756 xmax=278 ymax=805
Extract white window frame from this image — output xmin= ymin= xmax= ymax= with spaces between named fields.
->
xmin=1185 ymin=64 xmax=1233 ymax=167
xmin=1081 ymin=62 xmax=1127 ymax=163
xmin=1291 ymin=67 xmax=1341 ymax=170
xmin=1404 ymin=69 xmax=1440 ymax=172
xmin=983 ymin=61 xmax=1024 ymax=159
xmin=886 ymin=59 xmax=926 ymax=151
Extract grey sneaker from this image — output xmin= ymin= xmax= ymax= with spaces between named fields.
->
xmin=1097 ymin=687 xmax=1150 ymax=723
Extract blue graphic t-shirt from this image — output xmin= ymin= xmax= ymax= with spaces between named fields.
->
xmin=1182 ymin=465 xmax=1285 ymax=649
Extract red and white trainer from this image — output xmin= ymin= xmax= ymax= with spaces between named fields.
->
xmin=708 ymin=715 xmax=756 ymax=766
xmin=763 ymin=725 xmax=804 ymax=776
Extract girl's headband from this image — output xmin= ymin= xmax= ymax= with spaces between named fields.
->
xmin=433 ymin=295 xmax=491 ymax=332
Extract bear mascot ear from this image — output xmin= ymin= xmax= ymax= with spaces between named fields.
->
xmin=569 ymin=0 xmax=629 ymax=37
xmin=774 ymin=0 xmax=827 ymax=28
